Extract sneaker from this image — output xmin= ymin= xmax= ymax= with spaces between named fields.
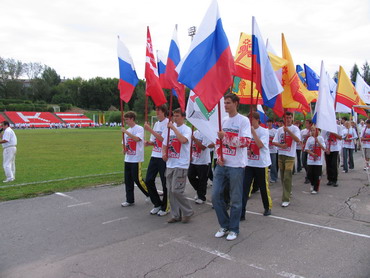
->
xmin=150 ymin=206 xmax=161 ymax=215
xmin=195 ymin=198 xmax=204 ymax=204
xmin=215 ymin=228 xmax=228 ymax=238
xmin=226 ymin=231 xmax=238 ymax=241
xmin=121 ymin=202 xmax=134 ymax=207
xmin=310 ymin=186 xmax=314 ymax=192
xmin=167 ymin=217 xmax=181 ymax=223
xmin=304 ymin=178 xmax=310 ymax=184
xmin=263 ymin=209 xmax=271 ymax=216
xmin=281 ymin=201 xmax=290 ymax=207
xmin=157 ymin=210 xmax=169 ymax=216
xmin=3 ymin=178 xmax=14 ymax=183
xmin=342 ymin=170 xmax=348 ymax=173
xmin=327 ymin=181 xmax=333 ymax=186
xmin=194 ymin=195 xmax=198 ymax=200
xmin=311 ymin=190 xmax=318 ymax=194
xmin=332 ymin=183 xmax=338 ymax=187
xmin=182 ymin=212 xmax=194 ymax=223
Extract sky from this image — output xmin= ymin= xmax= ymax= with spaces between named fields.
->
xmin=1 ymin=0 xmax=369 ymax=81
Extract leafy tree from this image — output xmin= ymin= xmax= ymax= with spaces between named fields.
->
xmin=362 ymin=61 xmax=370 ymax=84
xmin=350 ymin=64 xmax=359 ymax=82
xmin=42 ymin=66 xmax=61 ymax=87
xmin=24 ymin=62 xmax=43 ymax=79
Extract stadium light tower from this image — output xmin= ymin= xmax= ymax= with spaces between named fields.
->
xmin=188 ymin=26 xmax=196 ymax=41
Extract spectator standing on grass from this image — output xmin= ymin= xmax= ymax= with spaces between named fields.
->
xmin=322 ymin=124 xmax=342 ymax=187
xmin=162 ymin=108 xmax=194 ymax=224
xmin=305 ymin=126 xmax=326 ymax=194
xmin=212 ymin=93 xmax=251 ymax=241
xmin=144 ymin=105 xmax=170 ymax=216
xmin=272 ymin=111 xmax=301 ymax=207
xmin=241 ymin=112 xmax=272 ymax=220
xmin=121 ymin=111 xmax=149 ymax=207
xmin=188 ymin=129 xmax=212 ymax=204
xmin=342 ymin=121 xmax=357 ymax=173
xmin=0 ymin=121 xmax=17 ymax=183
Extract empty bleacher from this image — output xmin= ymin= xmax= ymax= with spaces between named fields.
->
xmin=5 ymin=112 xmax=62 ymax=128
xmin=55 ymin=113 xmax=94 ymax=127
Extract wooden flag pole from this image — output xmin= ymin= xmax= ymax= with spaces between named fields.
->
xmin=120 ymin=99 xmax=126 ymax=152
xmin=166 ymin=91 xmax=174 ymax=157
xmin=217 ymin=100 xmax=224 ymax=161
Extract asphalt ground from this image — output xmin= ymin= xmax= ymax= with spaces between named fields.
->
xmin=1 ymin=151 xmax=370 ymax=278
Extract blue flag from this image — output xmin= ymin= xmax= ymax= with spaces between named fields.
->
xmin=304 ymin=64 xmax=320 ymax=91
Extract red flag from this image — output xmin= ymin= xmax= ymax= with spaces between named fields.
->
xmin=145 ymin=27 xmax=167 ymax=106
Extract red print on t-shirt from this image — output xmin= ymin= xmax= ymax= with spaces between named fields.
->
xmin=168 ymin=137 xmax=181 ymax=159
xmin=279 ymin=132 xmax=292 ymax=152
xmin=222 ymin=132 xmax=237 ymax=156
xmin=152 ymin=138 xmax=163 ymax=153
xmin=192 ymin=141 xmax=202 ymax=158
xmin=126 ymin=138 xmax=137 ymax=155
xmin=248 ymin=140 xmax=260 ymax=160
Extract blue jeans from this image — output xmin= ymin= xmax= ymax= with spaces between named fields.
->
xmin=212 ymin=165 xmax=244 ymax=234
xmin=343 ymin=148 xmax=354 ymax=172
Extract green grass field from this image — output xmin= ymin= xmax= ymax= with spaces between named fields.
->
xmin=0 ymin=127 xmax=153 ymax=201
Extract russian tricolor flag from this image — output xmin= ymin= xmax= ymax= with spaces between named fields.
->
xmin=117 ymin=37 xmax=139 ymax=103
xmin=157 ymin=50 xmax=171 ymax=89
xmin=257 ymin=104 xmax=268 ymax=127
xmin=176 ymin=0 xmax=234 ymax=112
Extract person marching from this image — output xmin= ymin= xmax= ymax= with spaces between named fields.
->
xmin=162 ymin=108 xmax=194 ymax=224
xmin=144 ymin=105 xmax=169 ymax=216
xmin=267 ymin=119 xmax=278 ymax=183
xmin=342 ymin=121 xmax=358 ymax=173
xmin=305 ymin=126 xmax=326 ymax=194
xmin=241 ymin=112 xmax=272 ymax=220
xmin=301 ymin=119 xmax=312 ymax=184
xmin=322 ymin=124 xmax=342 ymax=187
xmin=121 ymin=111 xmax=149 ymax=207
xmin=212 ymin=93 xmax=251 ymax=241
xmin=0 ymin=121 xmax=17 ymax=182
xmin=188 ymin=129 xmax=212 ymax=204
xmin=272 ymin=111 xmax=301 ymax=207
xmin=360 ymin=119 xmax=370 ymax=170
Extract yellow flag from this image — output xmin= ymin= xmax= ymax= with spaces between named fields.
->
xmin=268 ymin=52 xmax=288 ymax=71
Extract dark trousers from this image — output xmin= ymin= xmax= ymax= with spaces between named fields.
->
xmin=307 ymin=165 xmax=322 ymax=191
xmin=343 ymin=148 xmax=354 ymax=171
xmin=145 ymin=157 xmax=168 ymax=211
xmin=302 ymin=151 xmax=308 ymax=178
xmin=325 ymin=151 xmax=339 ymax=183
xmin=241 ymin=166 xmax=272 ymax=218
xmin=124 ymin=162 xmax=149 ymax=203
xmin=296 ymin=150 xmax=302 ymax=172
xmin=207 ymin=151 xmax=214 ymax=182
xmin=188 ymin=163 xmax=209 ymax=201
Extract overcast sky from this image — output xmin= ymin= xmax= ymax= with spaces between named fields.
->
xmin=1 ymin=0 xmax=369 ymax=81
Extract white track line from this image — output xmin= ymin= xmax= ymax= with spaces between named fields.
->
xmin=67 ymin=202 xmax=91 ymax=208
xmin=55 ymin=192 xmax=78 ymax=201
xmin=102 ymin=217 xmax=128 ymax=225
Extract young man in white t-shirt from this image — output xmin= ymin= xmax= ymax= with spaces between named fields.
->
xmin=144 ymin=105 xmax=169 ymax=216
xmin=272 ymin=111 xmax=301 ymax=207
xmin=212 ymin=93 xmax=251 ymax=241
xmin=0 ymin=121 xmax=17 ymax=182
xmin=241 ymin=112 xmax=272 ymax=220
xmin=267 ymin=119 xmax=278 ymax=183
xmin=162 ymin=108 xmax=193 ymax=224
xmin=188 ymin=129 xmax=212 ymax=204
xmin=121 ymin=111 xmax=149 ymax=207
xmin=305 ymin=126 xmax=326 ymax=194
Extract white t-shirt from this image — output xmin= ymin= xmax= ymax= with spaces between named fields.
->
xmin=361 ymin=126 xmax=370 ymax=148
xmin=273 ymin=125 xmax=301 ymax=157
xmin=163 ymin=123 xmax=192 ymax=169
xmin=300 ymin=128 xmax=310 ymax=150
xmin=305 ymin=136 xmax=326 ymax=166
xmin=1 ymin=127 xmax=17 ymax=148
xmin=247 ymin=126 xmax=271 ymax=168
xmin=268 ymin=128 xmax=277 ymax=154
xmin=342 ymin=127 xmax=358 ymax=149
xmin=191 ymin=130 xmax=211 ymax=165
xmin=216 ymin=113 xmax=251 ymax=168
xmin=150 ymin=118 xmax=169 ymax=158
xmin=124 ymin=124 xmax=144 ymax=163
xmin=321 ymin=125 xmax=342 ymax=152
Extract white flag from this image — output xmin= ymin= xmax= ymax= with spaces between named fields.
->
xmin=186 ymin=91 xmax=225 ymax=144
xmin=316 ymin=61 xmax=337 ymax=133
xmin=355 ymin=72 xmax=370 ymax=104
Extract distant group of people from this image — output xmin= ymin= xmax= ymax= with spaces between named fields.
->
xmin=120 ymin=93 xmax=370 ymax=241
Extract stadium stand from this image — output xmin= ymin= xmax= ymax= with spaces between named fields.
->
xmin=0 ymin=113 xmax=7 ymax=123
xmin=5 ymin=112 xmax=62 ymax=128
xmin=55 ymin=113 xmax=94 ymax=127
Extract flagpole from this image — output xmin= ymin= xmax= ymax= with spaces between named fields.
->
xmin=217 ymin=100 xmax=224 ymax=161
xmin=250 ymin=19 xmax=255 ymax=120
xmin=166 ymin=91 xmax=174 ymax=157
xmin=120 ymin=98 xmax=126 ymax=152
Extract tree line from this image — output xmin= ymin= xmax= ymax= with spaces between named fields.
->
xmin=0 ymin=56 xmax=369 ymax=113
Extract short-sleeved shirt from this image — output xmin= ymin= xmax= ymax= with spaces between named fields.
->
xmin=361 ymin=127 xmax=370 ymax=149
xmin=321 ymin=125 xmax=342 ymax=152
xmin=191 ymin=130 xmax=211 ymax=165
xmin=273 ymin=125 xmax=301 ymax=157
xmin=1 ymin=128 xmax=17 ymax=148
xmin=150 ymin=118 xmax=169 ymax=158
xmin=216 ymin=113 xmax=251 ymax=168
xmin=246 ymin=126 xmax=271 ymax=168
xmin=268 ymin=128 xmax=277 ymax=154
xmin=163 ymin=123 xmax=192 ymax=169
xmin=342 ymin=127 xmax=358 ymax=149
xmin=124 ymin=124 xmax=144 ymax=163
xmin=305 ymin=136 xmax=326 ymax=166
xmin=300 ymin=129 xmax=310 ymax=150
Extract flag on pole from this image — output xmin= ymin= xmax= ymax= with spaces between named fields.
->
xmin=296 ymin=65 xmax=306 ymax=84
xmin=177 ymin=0 xmax=234 ymax=112
xmin=336 ymin=66 xmax=367 ymax=116
xmin=304 ymin=64 xmax=320 ymax=91
xmin=186 ymin=90 xmax=225 ymax=143
xmin=117 ymin=37 xmax=139 ymax=103
xmin=252 ymin=17 xmax=284 ymax=115
xmin=257 ymin=104 xmax=268 ymax=127
xmin=145 ymin=27 xmax=167 ymax=107
xmin=355 ymin=72 xmax=370 ymax=104
xmin=281 ymin=34 xmax=311 ymax=112
xmin=313 ymin=61 xmax=337 ymax=133
xmin=156 ymin=50 xmax=171 ymax=89
xmin=165 ymin=25 xmax=186 ymax=112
